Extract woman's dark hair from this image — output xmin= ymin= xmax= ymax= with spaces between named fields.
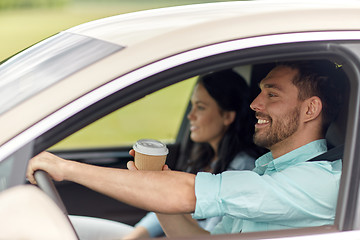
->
xmin=186 ymin=69 xmax=264 ymax=174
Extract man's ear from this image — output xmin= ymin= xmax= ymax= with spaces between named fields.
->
xmin=303 ymin=96 xmax=322 ymax=123
xmin=223 ymin=111 xmax=236 ymax=126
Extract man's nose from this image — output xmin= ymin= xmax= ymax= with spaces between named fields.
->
xmin=250 ymin=94 xmax=263 ymax=112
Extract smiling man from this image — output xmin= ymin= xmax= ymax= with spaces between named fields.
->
xmin=27 ymin=60 xmax=346 ymax=236
xmin=252 ymin=64 xmax=324 ymax=158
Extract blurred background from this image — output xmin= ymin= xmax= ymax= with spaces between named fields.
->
xmin=0 ymin=0 xmax=238 ymax=62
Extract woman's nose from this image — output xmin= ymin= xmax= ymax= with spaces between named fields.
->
xmin=187 ymin=109 xmax=194 ymax=120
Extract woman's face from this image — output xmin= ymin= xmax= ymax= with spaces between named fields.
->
xmin=187 ymin=83 xmax=234 ymax=149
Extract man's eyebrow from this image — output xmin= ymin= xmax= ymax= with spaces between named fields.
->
xmin=259 ymin=82 xmax=282 ymax=91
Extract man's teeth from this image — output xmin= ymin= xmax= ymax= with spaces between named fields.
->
xmin=258 ymin=119 xmax=269 ymax=124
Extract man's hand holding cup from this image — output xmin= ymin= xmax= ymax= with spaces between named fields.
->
xmin=128 ymin=139 xmax=169 ymax=171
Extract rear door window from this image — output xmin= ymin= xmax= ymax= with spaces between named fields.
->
xmin=51 ymin=78 xmax=196 ymax=150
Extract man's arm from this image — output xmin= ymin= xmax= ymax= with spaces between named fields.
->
xmin=156 ymin=213 xmax=210 ymax=237
xmin=26 ymin=152 xmax=196 ymax=214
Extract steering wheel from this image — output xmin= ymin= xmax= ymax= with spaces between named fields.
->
xmin=34 ymin=170 xmax=80 ymax=239
xmin=34 ymin=170 xmax=68 ymax=215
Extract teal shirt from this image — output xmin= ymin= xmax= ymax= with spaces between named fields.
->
xmin=193 ymin=139 xmax=342 ymax=234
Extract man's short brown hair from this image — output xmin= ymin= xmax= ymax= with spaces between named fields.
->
xmin=278 ymin=60 xmax=347 ymax=134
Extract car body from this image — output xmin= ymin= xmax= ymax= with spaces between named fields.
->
xmin=1 ymin=0 xmax=360 ymax=239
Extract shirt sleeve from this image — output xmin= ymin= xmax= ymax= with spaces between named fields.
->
xmin=193 ymin=162 xmax=340 ymax=226
xmin=210 ymin=215 xmax=237 ymax=234
xmin=135 ymin=212 xmax=164 ymax=237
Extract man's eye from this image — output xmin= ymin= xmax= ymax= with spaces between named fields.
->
xmin=268 ymin=93 xmax=277 ymax=98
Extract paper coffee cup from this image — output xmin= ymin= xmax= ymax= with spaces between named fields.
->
xmin=133 ymin=139 xmax=169 ymax=171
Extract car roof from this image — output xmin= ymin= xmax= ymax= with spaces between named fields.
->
xmin=68 ymin=1 xmax=360 ymax=47
xmin=1 ymin=0 xmax=360 ymax=148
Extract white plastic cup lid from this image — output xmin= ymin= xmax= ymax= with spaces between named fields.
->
xmin=133 ymin=139 xmax=169 ymax=156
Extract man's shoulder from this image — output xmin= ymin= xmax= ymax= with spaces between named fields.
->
xmin=291 ymin=158 xmax=342 ymax=173
xmin=307 ymin=144 xmax=344 ymax=162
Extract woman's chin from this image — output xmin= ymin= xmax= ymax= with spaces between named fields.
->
xmin=190 ymin=134 xmax=200 ymax=142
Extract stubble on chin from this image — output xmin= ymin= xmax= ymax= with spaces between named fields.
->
xmin=253 ymin=107 xmax=300 ymax=149
xmin=253 ymin=128 xmax=272 ymax=149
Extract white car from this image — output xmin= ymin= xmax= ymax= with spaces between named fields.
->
xmin=1 ymin=1 xmax=360 ymax=239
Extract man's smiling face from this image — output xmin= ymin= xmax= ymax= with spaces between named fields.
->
xmin=250 ymin=65 xmax=303 ymax=150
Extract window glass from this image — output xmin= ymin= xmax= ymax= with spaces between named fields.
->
xmin=51 ymin=78 xmax=196 ymax=150
xmin=0 ymin=32 xmax=122 ymax=115
xmin=0 ymin=156 xmax=14 ymax=191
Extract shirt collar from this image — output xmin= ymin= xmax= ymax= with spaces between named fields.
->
xmin=253 ymin=139 xmax=328 ymax=175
